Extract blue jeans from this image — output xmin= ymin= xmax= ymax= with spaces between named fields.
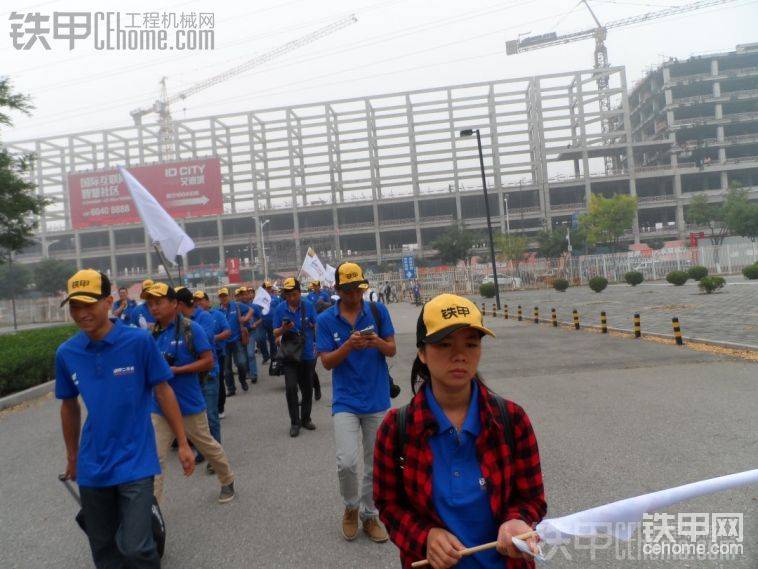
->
xmin=246 ymin=332 xmax=258 ymax=378
xmin=224 ymin=340 xmax=247 ymax=393
xmin=201 ymin=376 xmax=221 ymax=443
xmin=79 ymin=476 xmax=160 ymax=569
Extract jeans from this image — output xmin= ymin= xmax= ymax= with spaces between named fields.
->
xmin=283 ymin=359 xmax=315 ymax=426
xmin=333 ymin=411 xmax=386 ymax=520
xmin=256 ymin=326 xmax=270 ymax=360
xmin=201 ymin=376 xmax=221 ymax=442
xmin=224 ymin=340 xmax=248 ymax=393
xmin=245 ymin=331 xmax=258 ymax=378
xmin=79 ymin=476 xmax=160 ymax=569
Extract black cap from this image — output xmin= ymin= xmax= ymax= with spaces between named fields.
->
xmin=175 ymin=287 xmax=195 ymax=306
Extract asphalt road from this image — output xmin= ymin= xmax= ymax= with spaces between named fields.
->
xmin=1 ymin=303 xmax=756 ymax=568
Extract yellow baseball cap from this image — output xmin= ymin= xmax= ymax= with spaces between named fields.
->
xmin=416 ymin=294 xmax=494 ymax=347
xmin=193 ymin=290 xmax=209 ymax=300
xmin=310 ymin=280 xmax=321 ymax=288
xmin=143 ymin=282 xmax=177 ymax=299
xmin=218 ymin=287 xmax=230 ymax=296
xmin=282 ymin=277 xmax=301 ymax=292
xmin=335 ymin=262 xmax=368 ymax=291
xmin=140 ymin=278 xmax=155 ymax=299
xmin=61 ymin=269 xmax=111 ymax=306
xmin=234 ymin=286 xmax=247 ymax=295
xmin=263 ymin=280 xmax=272 ymax=288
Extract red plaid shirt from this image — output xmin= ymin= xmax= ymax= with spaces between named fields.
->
xmin=373 ymin=380 xmax=546 ymax=568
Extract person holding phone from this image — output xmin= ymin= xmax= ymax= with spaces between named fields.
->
xmin=273 ymin=278 xmax=318 ymax=437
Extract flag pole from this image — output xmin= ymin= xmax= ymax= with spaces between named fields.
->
xmin=153 ymin=244 xmax=176 ymax=287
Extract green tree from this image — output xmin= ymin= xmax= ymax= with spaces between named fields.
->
xmin=685 ymin=193 xmax=728 ymax=247
xmin=33 ymin=258 xmax=76 ymax=296
xmin=0 ymin=262 xmax=31 ymax=299
xmin=535 ymin=229 xmax=568 ymax=258
xmin=723 ymin=183 xmax=758 ymax=242
xmin=578 ymin=194 xmax=637 ymax=251
xmin=494 ymin=233 xmax=528 ymax=262
xmin=430 ymin=226 xmax=477 ymax=266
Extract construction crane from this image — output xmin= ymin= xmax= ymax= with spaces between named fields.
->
xmin=130 ymin=14 xmax=358 ymax=159
xmin=506 ymin=0 xmax=738 ymax=170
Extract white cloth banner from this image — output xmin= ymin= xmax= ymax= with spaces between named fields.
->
xmin=118 ymin=166 xmax=195 ymax=263
xmin=536 ymin=468 xmax=758 ymax=545
xmin=252 ymin=286 xmax=272 ymax=316
xmin=300 ymin=247 xmax=326 ymax=281
xmin=325 ymin=264 xmax=336 ymax=286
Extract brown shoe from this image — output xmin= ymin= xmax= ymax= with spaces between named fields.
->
xmin=342 ymin=507 xmax=359 ymax=541
xmin=362 ymin=517 xmax=389 ymax=543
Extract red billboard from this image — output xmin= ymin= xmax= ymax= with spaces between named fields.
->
xmin=68 ymin=158 xmax=223 ymax=229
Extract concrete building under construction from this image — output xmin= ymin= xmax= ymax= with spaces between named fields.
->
xmin=7 ymin=43 xmax=758 ymax=281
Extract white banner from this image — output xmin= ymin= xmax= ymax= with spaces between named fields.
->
xmin=118 ymin=166 xmax=195 ymax=263
xmin=252 ymin=286 xmax=272 ymax=315
xmin=300 ymin=247 xmax=326 ymax=281
xmin=325 ymin=263 xmax=336 ymax=286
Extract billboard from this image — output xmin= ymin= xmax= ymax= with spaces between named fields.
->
xmin=67 ymin=157 xmax=222 ymax=229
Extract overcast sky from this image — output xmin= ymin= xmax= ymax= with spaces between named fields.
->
xmin=2 ymin=0 xmax=757 ymax=143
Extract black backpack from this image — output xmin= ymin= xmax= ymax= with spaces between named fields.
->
xmin=368 ymin=302 xmax=401 ymax=399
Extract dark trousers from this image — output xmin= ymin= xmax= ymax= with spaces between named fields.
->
xmin=217 ymin=351 xmax=226 ymax=413
xmin=283 ymin=359 xmax=315 ymax=426
xmin=263 ymin=322 xmax=277 ymax=360
xmin=224 ymin=340 xmax=248 ymax=394
xmin=79 ymin=477 xmax=160 ymax=569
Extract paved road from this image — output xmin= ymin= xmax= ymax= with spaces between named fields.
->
xmin=471 ymin=277 xmax=758 ymax=347
xmin=1 ymin=303 xmax=756 ymax=568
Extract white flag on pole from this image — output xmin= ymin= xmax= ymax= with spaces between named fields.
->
xmin=324 ymin=264 xmax=337 ymax=286
xmin=300 ymin=247 xmax=326 ymax=281
xmin=118 ymin=166 xmax=195 ymax=264
xmin=253 ymin=285 xmax=272 ymax=315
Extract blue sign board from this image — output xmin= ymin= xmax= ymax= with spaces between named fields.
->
xmin=401 ymin=255 xmax=417 ymax=279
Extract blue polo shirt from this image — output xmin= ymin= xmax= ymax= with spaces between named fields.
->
xmin=114 ymin=299 xmax=137 ymax=325
xmin=273 ymin=298 xmax=317 ymax=361
xmin=55 ymin=319 xmax=172 ymax=488
xmin=426 ymin=383 xmax=500 ymax=569
xmin=307 ymin=290 xmax=331 ymax=305
xmin=315 ymin=300 xmax=394 ymax=415
xmin=151 ymin=316 xmax=212 ymax=416
xmin=220 ymin=301 xmax=243 ymax=342
xmin=132 ymin=302 xmax=155 ymax=329
xmin=263 ymin=296 xmax=281 ymax=325
xmin=209 ymin=308 xmax=230 ymax=353
xmin=189 ymin=307 xmax=219 ymax=379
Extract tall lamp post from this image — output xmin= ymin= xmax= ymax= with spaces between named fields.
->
xmin=258 ymin=218 xmax=270 ymax=282
xmin=460 ymin=128 xmax=501 ymax=310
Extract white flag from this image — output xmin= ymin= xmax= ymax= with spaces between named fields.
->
xmin=300 ymin=247 xmax=326 ymax=281
xmin=325 ymin=264 xmax=336 ymax=286
xmin=252 ymin=286 xmax=272 ymax=315
xmin=118 ymin=166 xmax=195 ymax=264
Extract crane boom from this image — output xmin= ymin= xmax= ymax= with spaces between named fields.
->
xmin=507 ymin=0 xmax=735 ymax=54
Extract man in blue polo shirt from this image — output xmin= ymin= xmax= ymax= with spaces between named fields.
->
xmin=234 ymin=287 xmax=258 ymax=384
xmin=145 ymin=282 xmax=236 ymax=504
xmin=218 ymin=287 xmax=249 ymax=395
xmin=131 ymin=279 xmax=156 ymax=330
xmin=273 ymin=277 xmax=317 ymax=437
xmin=113 ymin=286 xmax=137 ymax=325
xmin=316 ymin=262 xmax=395 ymax=544
xmin=261 ymin=281 xmax=280 ymax=362
xmin=56 ymin=269 xmax=194 ymax=569
xmin=193 ymin=290 xmax=231 ymax=418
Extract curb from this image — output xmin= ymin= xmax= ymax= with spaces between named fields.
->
xmin=0 ymin=380 xmax=55 ymax=412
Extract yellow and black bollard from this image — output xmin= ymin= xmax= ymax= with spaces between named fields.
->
xmin=551 ymin=308 xmax=557 ymax=327
xmin=634 ymin=313 xmax=641 ymax=338
xmin=572 ymin=309 xmax=580 ymax=330
xmin=492 ymin=303 xmax=497 ymax=318
xmin=481 ymin=302 xmax=486 ymax=314
xmin=600 ymin=311 xmax=608 ymax=334
xmin=533 ymin=306 xmax=539 ymax=324
xmin=517 ymin=305 xmax=523 ymax=321
xmin=672 ymin=317 xmax=684 ymax=346
xmin=503 ymin=304 xmax=509 ymax=319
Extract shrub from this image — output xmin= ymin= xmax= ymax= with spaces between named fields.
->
xmin=687 ymin=265 xmax=709 ymax=281
xmin=666 ymin=271 xmax=689 ymax=286
xmin=624 ymin=271 xmax=644 ymax=286
xmin=479 ymin=282 xmax=496 ymax=298
xmin=589 ymin=276 xmax=608 ymax=293
xmin=0 ymin=325 xmax=78 ymax=397
xmin=698 ymin=276 xmax=726 ymax=294
xmin=743 ymin=263 xmax=758 ymax=280
xmin=553 ymin=278 xmax=570 ymax=292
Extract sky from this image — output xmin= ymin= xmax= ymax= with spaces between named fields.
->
xmin=1 ymin=0 xmax=757 ymax=143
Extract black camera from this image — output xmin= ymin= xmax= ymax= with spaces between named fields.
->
xmin=163 ymin=352 xmax=177 ymax=366
xmin=389 ymin=376 xmax=401 ymax=399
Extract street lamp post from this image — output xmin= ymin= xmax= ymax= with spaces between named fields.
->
xmin=460 ymin=128 xmax=501 ymax=310
xmin=259 ymin=218 xmax=270 ymax=282
xmin=503 ymin=196 xmax=510 ymax=235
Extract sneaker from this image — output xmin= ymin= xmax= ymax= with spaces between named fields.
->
xmin=227 ymin=391 xmax=236 ymax=397
xmin=219 ymin=411 xmax=226 ymax=419
xmin=342 ymin=507 xmax=359 ymax=541
xmin=251 ymin=376 xmax=258 ymax=384
xmin=194 ymin=454 xmax=205 ymax=465
xmin=262 ymin=357 xmax=270 ymax=365
xmin=314 ymin=384 xmax=322 ymax=401
xmin=206 ymin=463 xmax=215 ymax=475
xmin=241 ymin=382 xmax=249 ymax=392
xmin=289 ymin=424 xmax=300 ymax=438
xmin=362 ymin=517 xmax=389 ymax=543
xmin=218 ymin=482 xmax=235 ymax=504
xmin=301 ymin=420 xmax=316 ymax=431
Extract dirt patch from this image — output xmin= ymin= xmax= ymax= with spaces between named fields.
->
xmin=645 ymin=304 xmax=696 ymax=312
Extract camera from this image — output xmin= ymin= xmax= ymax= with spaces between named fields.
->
xmin=163 ymin=352 xmax=177 ymax=366
xmin=389 ymin=376 xmax=401 ymax=399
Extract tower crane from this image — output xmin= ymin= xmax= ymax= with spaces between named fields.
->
xmin=130 ymin=14 xmax=358 ymax=159
xmin=506 ymin=0 xmax=738 ymax=170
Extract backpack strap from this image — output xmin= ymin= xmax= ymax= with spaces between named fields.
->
xmin=368 ymin=301 xmax=383 ymax=335
xmin=394 ymin=404 xmax=410 ymax=501
xmin=492 ymin=394 xmax=516 ymax=459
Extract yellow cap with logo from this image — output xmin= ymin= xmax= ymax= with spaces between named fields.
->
xmin=281 ymin=277 xmax=301 ymax=292
xmin=61 ymin=269 xmax=112 ymax=306
xmin=218 ymin=287 xmax=230 ymax=296
xmin=193 ymin=290 xmax=209 ymax=300
xmin=140 ymin=278 xmax=155 ymax=299
xmin=334 ymin=262 xmax=368 ymax=291
xmin=416 ymin=293 xmax=494 ymax=347
xmin=143 ymin=282 xmax=177 ymax=299
xmin=310 ymin=280 xmax=320 ymax=288
xmin=234 ymin=286 xmax=247 ymax=295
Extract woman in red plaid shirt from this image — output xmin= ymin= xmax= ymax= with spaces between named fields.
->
xmin=374 ymin=294 xmax=546 ymax=569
